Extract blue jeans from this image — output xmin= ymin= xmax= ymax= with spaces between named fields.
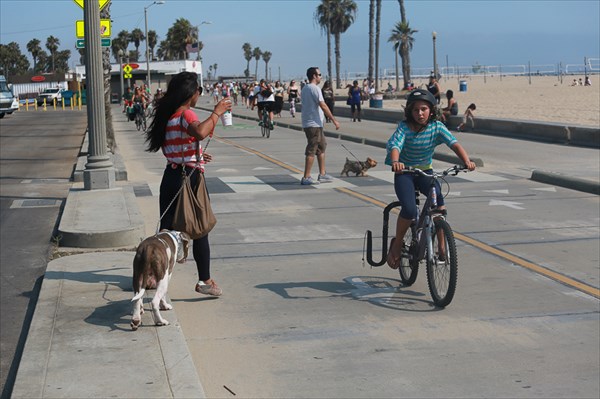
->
xmin=394 ymin=170 xmax=444 ymax=220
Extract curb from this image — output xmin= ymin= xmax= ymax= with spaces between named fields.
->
xmin=531 ymin=170 xmax=599 ymax=195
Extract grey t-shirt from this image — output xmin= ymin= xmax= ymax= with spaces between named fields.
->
xmin=301 ymin=83 xmax=324 ymax=128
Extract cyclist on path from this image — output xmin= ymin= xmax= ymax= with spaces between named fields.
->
xmin=385 ymin=89 xmax=476 ymax=269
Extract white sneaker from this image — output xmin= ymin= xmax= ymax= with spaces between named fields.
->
xmin=318 ymin=173 xmax=334 ymax=182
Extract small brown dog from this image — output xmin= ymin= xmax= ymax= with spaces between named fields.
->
xmin=340 ymin=157 xmax=378 ymax=177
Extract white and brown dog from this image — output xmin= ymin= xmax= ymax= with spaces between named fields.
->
xmin=131 ymin=230 xmax=190 ymax=330
xmin=340 ymin=157 xmax=378 ymax=177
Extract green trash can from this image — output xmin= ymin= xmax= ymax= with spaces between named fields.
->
xmin=62 ymin=90 xmax=73 ymax=106
xmin=80 ymin=90 xmax=87 ymax=105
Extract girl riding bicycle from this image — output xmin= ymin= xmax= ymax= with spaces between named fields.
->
xmin=386 ymin=89 xmax=476 ymax=269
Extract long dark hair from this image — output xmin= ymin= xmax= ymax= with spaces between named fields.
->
xmin=145 ymin=72 xmax=199 ymax=152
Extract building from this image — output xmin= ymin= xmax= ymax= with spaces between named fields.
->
xmin=75 ymin=59 xmax=204 ymax=102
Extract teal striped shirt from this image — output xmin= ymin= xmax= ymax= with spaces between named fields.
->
xmin=385 ymin=121 xmax=457 ymax=169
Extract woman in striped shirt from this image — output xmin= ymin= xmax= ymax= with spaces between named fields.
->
xmin=145 ymin=72 xmax=232 ymax=297
xmin=385 ymin=89 xmax=476 ymax=270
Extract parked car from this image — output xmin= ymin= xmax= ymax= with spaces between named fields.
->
xmin=0 ymin=75 xmax=19 ymax=118
xmin=36 ymin=88 xmax=63 ymax=106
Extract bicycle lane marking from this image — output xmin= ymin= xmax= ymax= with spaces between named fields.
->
xmin=336 ymin=186 xmax=600 ymax=300
xmin=211 ymin=136 xmax=600 ymax=300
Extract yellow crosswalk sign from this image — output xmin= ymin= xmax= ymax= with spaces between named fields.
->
xmin=73 ymin=0 xmax=110 ymax=10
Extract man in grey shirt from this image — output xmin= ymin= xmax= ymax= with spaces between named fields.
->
xmin=300 ymin=67 xmax=340 ymax=185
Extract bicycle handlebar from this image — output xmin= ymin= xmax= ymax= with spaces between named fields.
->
xmin=398 ymin=165 xmax=469 ymax=177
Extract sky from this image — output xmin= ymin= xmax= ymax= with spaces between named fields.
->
xmin=1 ymin=0 xmax=599 ymax=81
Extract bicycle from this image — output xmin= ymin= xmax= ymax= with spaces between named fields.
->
xmin=365 ymin=165 xmax=469 ymax=308
xmin=133 ymin=102 xmax=146 ymax=131
xmin=260 ymin=107 xmax=272 ymax=138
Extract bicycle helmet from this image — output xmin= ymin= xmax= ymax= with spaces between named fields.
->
xmin=405 ymin=88 xmax=438 ymax=125
xmin=406 ymin=88 xmax=437 ymax=108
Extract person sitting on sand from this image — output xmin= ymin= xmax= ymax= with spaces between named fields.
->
xmin=456 ymin=103 xmax=476 ymax=132
xmin=442 ymin=89 xmax=459 ymax=122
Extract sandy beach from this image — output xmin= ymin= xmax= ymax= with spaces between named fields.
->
xmin=335 ymin=74 xmax=599 ymax=128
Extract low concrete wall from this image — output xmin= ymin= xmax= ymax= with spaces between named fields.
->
xmin=287 ymin=102 xmax=599 ymax=149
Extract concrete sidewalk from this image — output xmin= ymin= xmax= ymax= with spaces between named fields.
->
xmin=11 ymin=98 xmax=598 ymax=398
xmin=11 ymin=109 xmax=205 ymax=398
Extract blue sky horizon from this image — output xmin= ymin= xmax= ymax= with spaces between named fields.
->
xmin=1 ymin=0 xmax=599 ymax=81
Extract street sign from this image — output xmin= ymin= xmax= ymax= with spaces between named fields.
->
xmin=123 ymin=64 xmax=133 ymax=79
xmin=76 ymin=38 xmax=111 ymax=48
xmin=73 ymin=0 xmax=110 ymax=10
xmin=76 ymin=19 xmax=111 ymax=38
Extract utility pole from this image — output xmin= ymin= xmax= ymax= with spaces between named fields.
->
xmin=83 ymin=0 xmax=114 ymax=189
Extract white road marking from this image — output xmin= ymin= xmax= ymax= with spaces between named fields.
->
xmin=220 ymin=176 xmax=277 ymax=193
xmin=532 ymin=187 xmax=557 ymax=192
xmin=238 ymin=224 xmax=361 ymax=243
xmin=365 ymin=171 xmax=395 ymax=183
xmin=489 ymin=199 xmax=525 ymax=210
xmin=484 ymin=189 xmax=510 ymax=195
xmin=459 ymin=172 xmax=508 ymax=182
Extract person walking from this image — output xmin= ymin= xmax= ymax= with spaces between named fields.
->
xmin=300 ymin=67 xmax=340 ymax=185
xmin=321 ymin=80 xmax=335 ymax=123
xmin=287 ymin=79 xmax=300 ymax=117
xmin=348 ymin=80 xmax=362 ymax=122
xmin=144 ymin=71 xmax=232 ymax=296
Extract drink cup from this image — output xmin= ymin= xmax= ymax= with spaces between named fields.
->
xmin=221 ymin=111 xmax=232 ymax=126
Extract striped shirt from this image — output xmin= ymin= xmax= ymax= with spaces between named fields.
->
xmin=162 ymin=109 xmax=204 ymax=171
xmin=385 ymin=120 xmax=457 ymax=169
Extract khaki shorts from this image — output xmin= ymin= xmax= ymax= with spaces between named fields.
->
xmin=303 ymin=127 xmax=327 ymax=156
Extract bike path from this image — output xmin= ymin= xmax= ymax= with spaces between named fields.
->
xmin=198 ymin=99 xmax=598 ymax=194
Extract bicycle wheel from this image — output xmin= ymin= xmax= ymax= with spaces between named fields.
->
xmin=398 ymin=226 xmax=419 ymax=286
xmin=142 ymin=115 xmax=147 ymax=131
xmin=426 ymin=219 xmax=458 ymax=308
xmin=266 ymin=118 xmax=271 ymax=138
xmin=136 ymin=114 xmax=142 ymax=131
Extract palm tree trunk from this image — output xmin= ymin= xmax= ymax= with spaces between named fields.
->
xmin=101 ymin=3 xmax=115 ymax=152
xmin=255 ymin=60 xmax=259 ymax=80
xmin=375 ymin=0 xmax=381 ymax=92
xmin=401 ymin=42 xmax=409 ymax=89
xmin=394 ymin=45 xmax=399 ymax=92
xmin=265 ymin=62 xmax=268 ymax=81
xmin=368 ymin=0 xmax=374 ymax=83
xmin=326 ymin=25 xmax=332 ymax=82
xmin=334 ymin=33 xmax=341 ymax=89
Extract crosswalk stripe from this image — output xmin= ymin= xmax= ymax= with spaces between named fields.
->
xmin=219 ymin=176 xmax=277 ymax=192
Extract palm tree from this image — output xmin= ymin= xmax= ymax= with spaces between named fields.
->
xmin=389 ymin=20 xmax=417 ymax=90
xmin=27 ymin=38 xmax=42 ymax=72
xmin=324 ymin=0 xmax=357 ymax=89
xmin=208 ymin=65 xmax=213 ymax=80
xmin=213 ymin=63 xmax=218 ymax=80
xmin=45 ymin=35 xmax=60 ymax=73
xmin=262 ymin=51 xmax=272 ymax=81
xmin=374 ymin=0 xmax=381 ymax=91
xmin=242 ymin=42 xmax=252 ymax=78
xmin=166 ymin=18 xmax=194 ymax=60
xmin=252 ymin=47 xmax=262 ymax=80
xmin=315 ymin=0 xmax=334 ymax=81
xmin=130 ymin=28 xmax=145 ymax=61
xmin=147 ymin=30 xmax=158 ymax=61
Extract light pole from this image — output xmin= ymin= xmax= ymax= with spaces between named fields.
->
xmin=432 ymin=31 xmax=438 ymax=79
xmin=144 ymin=1 xmax=165 ymax=89
xmin=118 ymin=49 xmax=124 ymax=105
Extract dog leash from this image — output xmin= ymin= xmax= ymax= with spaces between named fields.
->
xmin=341 ymin=144 xmax=362 ymax=162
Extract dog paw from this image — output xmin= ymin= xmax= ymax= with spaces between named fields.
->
xmin=155 ymin=319 xmax=170 ymax=327
xmin=160 ymin=303 xmax=173 ymax=311
xmin=131 ymin=318 xmax=142 ymax=331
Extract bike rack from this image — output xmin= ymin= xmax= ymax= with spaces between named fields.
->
xmin=365 ymin=201 xmax=401 ymax=267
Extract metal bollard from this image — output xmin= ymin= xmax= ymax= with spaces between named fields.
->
xmin=43 ymin=98 xmax=47 ymax=111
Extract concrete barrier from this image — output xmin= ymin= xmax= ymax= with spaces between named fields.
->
xmin=286 ymin=102 xmax=600 ymax=149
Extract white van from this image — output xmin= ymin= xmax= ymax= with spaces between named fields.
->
xmin=0 ymin=75 xmax=19 ymax=118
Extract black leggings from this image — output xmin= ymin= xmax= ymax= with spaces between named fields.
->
xmin=159 ymin=165 xmax=211 ymax=281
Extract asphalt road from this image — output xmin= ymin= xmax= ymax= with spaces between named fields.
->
xmin=0 ymin=109 xmax=86 ymax=398
xmin=116 ymin=106 xmax=599 ymax=398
